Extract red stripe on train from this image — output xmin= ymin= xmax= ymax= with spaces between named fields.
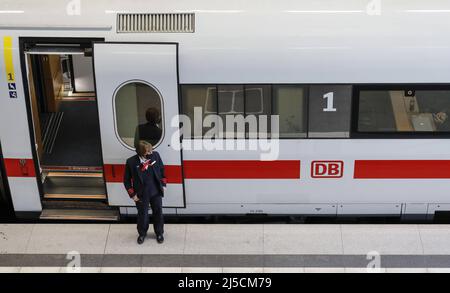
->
xmin=104 ymin=164 xmax=183 ymax=183
xmin=104 ymin=160 xmax=300 ymax=182
xmin=4 ymin=159 xmax=36 ymax=177
xmin=354 ymin=160 xmax=450 ymax=179
xmin=183 ymin=160 xmax=301 ymax=179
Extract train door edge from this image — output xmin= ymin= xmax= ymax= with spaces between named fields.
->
xmin=0 ymin=140 xmax=16 ymax=221
xmin=92 ymin=42 xmax=186 ymax=210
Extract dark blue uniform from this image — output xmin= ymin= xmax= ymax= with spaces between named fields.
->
xmin=123 ymin=152 xmax=167 ymax=237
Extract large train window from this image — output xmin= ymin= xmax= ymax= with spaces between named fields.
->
xmin=114 ymin=81 xmax=163 ymax=149
xmin=356 ymin=88 xmax=450 ymax=132
xmin=181 ymin=84 xmax=309 ymax=139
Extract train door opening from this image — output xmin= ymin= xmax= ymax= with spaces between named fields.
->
xmin=21 ymin=38 xmax=118 ymax=221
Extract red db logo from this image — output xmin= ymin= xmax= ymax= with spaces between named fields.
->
xmin=311 ymin=161 xmax=344 ymax=178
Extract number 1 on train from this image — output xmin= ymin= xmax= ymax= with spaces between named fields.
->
xmin=323 ymin=92 xmax=337 ymax=112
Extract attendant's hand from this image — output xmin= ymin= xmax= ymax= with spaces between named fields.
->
xmin=132 ymin=195 xmax=139 ymax=202
xmin=163 ymin=187 xmax=167 ymax=192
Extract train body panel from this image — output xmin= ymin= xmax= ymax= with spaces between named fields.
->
xmin=182 ymin=139 xmax=450 ymax=204
xmin=1 ymin=0 xmax=450 ymax=219
xmin=0 ymin=1 xmax=449 ymax=84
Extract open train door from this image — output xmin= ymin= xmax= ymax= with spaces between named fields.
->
xmin=93 ymin=42 xmax=185 ymax=209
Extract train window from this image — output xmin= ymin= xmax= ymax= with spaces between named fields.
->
xmin=273 ymin=85 xmax=307 ymax=138
xmin=181 ymin=84 xmax=310 ymax=139
xmin=357 ymin=89 xmax=450 ymax=132
xmin=181 ymin=85 xmax=218 ymax=138
xmin=218 ymin=84 xmax=244 ymax=138
xmin=245 ymin=85 xmax=271 ymax=138
xmin=114 ymin=81 xmax=163 ymax=149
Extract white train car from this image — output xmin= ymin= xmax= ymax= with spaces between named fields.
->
xmin=1 ymin=0 xmax=450 ymax=221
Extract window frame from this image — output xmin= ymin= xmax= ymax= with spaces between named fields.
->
xmin=351 ymin=84 xmax=450 ymax=139
xmin=112 ymin=79 xmax=165 ymax=150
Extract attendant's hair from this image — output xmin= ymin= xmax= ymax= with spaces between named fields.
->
xmin=136 ymin=140 xmax=153 ymax=156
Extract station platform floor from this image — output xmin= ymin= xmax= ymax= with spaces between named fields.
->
xmin=1 ymin=223 xmax=450 ymax=273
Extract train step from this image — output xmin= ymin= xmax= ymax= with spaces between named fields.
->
xmin=40 ymin=208 xmax=119 ymax=221
xmin=63 ymin=91 xmax=96 ymax=97
xmin=46 ymin=171 xmax=103 ymax=178
xmin=43 ymin=175 xmax=106 ymax=200
xmin=42 ymin=200 xmax=113 ymax=210
xmin=43 ymin=194 xmax=106 ymax=200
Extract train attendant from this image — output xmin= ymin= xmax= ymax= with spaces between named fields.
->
xmin=123 ymin=140 xmax=167 ymax=244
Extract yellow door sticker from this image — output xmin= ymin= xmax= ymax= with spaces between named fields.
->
xmin=3 ymin=36 xmax=17 ymax=98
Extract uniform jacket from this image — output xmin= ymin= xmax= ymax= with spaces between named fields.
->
xmin=123 ymin=151 xmax=167 ymax=198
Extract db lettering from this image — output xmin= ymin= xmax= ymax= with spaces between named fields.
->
xmin=311 ymin=161 xmax=343 ymax=178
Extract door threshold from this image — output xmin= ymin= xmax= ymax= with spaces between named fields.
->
xmin=47 ymin=171 xmax=103 ymax=178
xmin=40 ymin=209 xmax=119 ymax=221
xmin=42 ymin=165 xmax=103 ymax=172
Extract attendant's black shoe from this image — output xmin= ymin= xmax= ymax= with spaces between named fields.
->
xmin=137 ymin=235 xmax=146 ymax=245
xmin=156 ymin=234 xmax=164 ymax=244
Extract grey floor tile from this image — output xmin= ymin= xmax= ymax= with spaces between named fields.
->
xmin=26 ymin=224 xmax=109 ymax=254
xmin=0 ymin=224 xmax=34 ymax=254
xmin=101 ymin=254 xmax=143 ymax=267
xmin=264 ymin=225 xmax=343 ymax=254
xmin=185 ymin=224 xmax=263 ymax=255
xmin=342 ymin=225 xmax=423 ymax=255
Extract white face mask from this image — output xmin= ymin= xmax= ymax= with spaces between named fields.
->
xmin=140 ymin=151 xmax=152 ymax=160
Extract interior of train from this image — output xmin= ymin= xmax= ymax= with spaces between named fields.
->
xmin=23 ymin=39 xmax=117 ymax=220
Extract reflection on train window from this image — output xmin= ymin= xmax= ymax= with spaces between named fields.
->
xmin=273 ymin=85 xmax=307 ymax=138
xmin=181 ymin=84 xmax=309 ymax=139
xmin=181 ymin=85 xmax=218 ymax=138
xmin=114 ymin=81 xmax=163 ymax=149
xmin=358 ymin=90 xmax=450 ymax=132
xmin=218 ymin=84 xmax=244 ymax=138
xmin=245 ymin=85 xmax=271 ymax=138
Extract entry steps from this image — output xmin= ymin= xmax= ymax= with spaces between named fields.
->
xmin=41 ymin=170 xmax=119 ymax=221
xmin=41 ymin=200 xmax=119 ymax=221
xmin=43 ymin=171 xmax=106 ymax=200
